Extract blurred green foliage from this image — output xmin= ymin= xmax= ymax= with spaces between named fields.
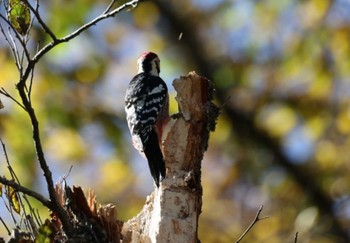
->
xmin=1 ymin=0 xmax=350 ymax=242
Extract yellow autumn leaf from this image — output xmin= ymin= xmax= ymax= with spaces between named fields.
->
xmin=6 ymin=185 xmax=21 ymax=214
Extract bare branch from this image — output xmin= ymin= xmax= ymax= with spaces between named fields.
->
xmin=0 ymin=24 xmax=20 ymax=70
xmin=104 ymin=0 xmax=118 ymax=14
xmin=1 ymin=139 xmax=41 ymax=232
xmin=15 ymin=80 xmax=75 ymax=236
xmin=7 ymin=28 xmax=23 ymax=74
xmin=0 ymin=88 xmax=26 ymax=110
xmin=26 ymin=0 xmax=57 ymax=41
xmin=28 ymin=64 xmax=35 ymax=101
xmin=1 ymin=196 xmax=18 ymax=227
xmin=0 ymin=176 xmax=52 ymax=210
xmin=31 ymin=0 xmax=145 ymax=65
xmin=16 ymin=0 xmax=145 ymax=92
xmin=235 ymin=206 xmax=270 ymax=243
xmin=0 ymin=217 xmax=11 ymax=236
xmin=1 ymin=16 xmax=30 ymax=61
xmin=0 ymin=138 xmax=52 ymax=223
xmin=0 ymin=15 xmax=31 ymax=70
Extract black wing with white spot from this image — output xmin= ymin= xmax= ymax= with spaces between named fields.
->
xmin=125 ymin=73 xmax=168 ymax=151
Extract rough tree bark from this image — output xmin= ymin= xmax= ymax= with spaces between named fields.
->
xmin=122 ymin=72 xmax=219 ymax=242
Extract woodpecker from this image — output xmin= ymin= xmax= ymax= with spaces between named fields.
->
xmin=125 ymin=52 xmax=169 ymax=187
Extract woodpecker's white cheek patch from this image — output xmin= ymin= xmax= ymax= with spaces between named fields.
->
xmin=151 ymin=60 xmax=160 ymax=76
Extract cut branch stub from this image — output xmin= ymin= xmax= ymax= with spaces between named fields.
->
xmin=122 ymin=71 xmax=219 ymax=243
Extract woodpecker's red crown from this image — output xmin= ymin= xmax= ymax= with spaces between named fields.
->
xmin=137 ymin=52 xmax=160 ymax=76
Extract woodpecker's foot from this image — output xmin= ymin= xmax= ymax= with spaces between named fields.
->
xmin=170 ymin=112 xmax=183 ymax=119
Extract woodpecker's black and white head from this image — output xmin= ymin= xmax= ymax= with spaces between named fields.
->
xmin=137 ymin=52 xmax=160 ymax=76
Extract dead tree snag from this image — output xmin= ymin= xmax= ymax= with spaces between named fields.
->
xmin=122 ymin=71 xmax=219 ymax=243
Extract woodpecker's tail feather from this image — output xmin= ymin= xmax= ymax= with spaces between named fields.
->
xmin=144 ymin=129 xmax=166 ymax=187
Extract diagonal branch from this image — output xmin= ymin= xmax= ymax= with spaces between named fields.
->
xmin=235 ymin=206 xmax=269 ymax=243
xmin=0 ymin=24 xmax=21 ymax=71
xmin=104 ymin=0 xmax=118 ymax=14
xmin=19 ymin=0 xmax=146 ymax=90
xmin=26 ymin=0 xmax=57 ymax=41
xmin=0 ymin=88 xmax=26 ymax=110
xmin=1 ymin=139 xmax=44 ymax=230
xmin=0 ymin=176 xmax=52 ymax=210
xmin=0 ymin=14 xmax=31 ymax=65
xmin=15 ymin=80 xmax=75 ymax=237
xmin=30 ymin=0 xmax=146 ymax=65
xmin=58 ymin=0 xmax=143 ymax=43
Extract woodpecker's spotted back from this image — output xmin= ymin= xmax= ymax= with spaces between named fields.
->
xmin=125 ymin=73 xmax=168 ymax=151
xmin=125 ymin=52 xmax=169 ymax=187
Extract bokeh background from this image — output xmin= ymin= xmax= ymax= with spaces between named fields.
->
xmin=1 ymin=0 xmax=350 ymax=242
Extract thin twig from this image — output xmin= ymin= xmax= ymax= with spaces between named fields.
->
xmin=63 ymin=165 xmax=73 ymax=181
xmin=1 ymin=196 xmax=18 ymax=227
xmin=0 ymin=88 xmax=26 ymax=110
xmin=1 ymin=139 xmax=37 ymax=235
xmin=0 ymin=216 xmax=11 ymax=236
xmin=0 ymin=14 xmax=31 ymax=64
xmin=104 ymin=0 xmax=118 ymax=14
xmin=28 ymin=64 xmax=35 ymax=100
xmin=28 ymin=44 xmax=40 ymax=100
xmin=7 ymin=27 xmax=22 ymax=74
xmin=26 ymin=0 xmax=57 ymax=41
xmin=0 ymin=23 xmax=20 ymax=70
xmin=294 ymin=232 xmax=298 ymax=243
xmin=59 ymin=0 xmax=143 ymax=41
xmin=235 ymin=205 xmax=270 ymax=243
xmin=1 ymin=139 xmax=30 ymax=232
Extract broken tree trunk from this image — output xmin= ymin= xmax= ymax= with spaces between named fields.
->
xmin=122 ymin=71 xmax=219 ymax=243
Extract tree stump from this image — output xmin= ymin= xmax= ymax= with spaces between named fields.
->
xmin=122 ymin=72 xmax=219 ymax=243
